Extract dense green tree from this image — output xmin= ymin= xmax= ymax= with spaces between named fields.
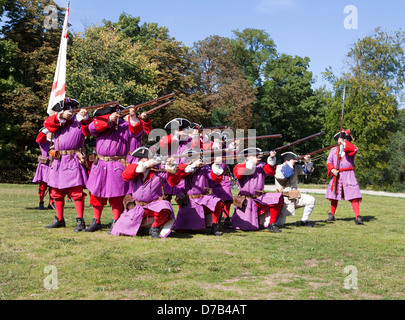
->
xmin=0 ymin=0 xmax=66 ymax=183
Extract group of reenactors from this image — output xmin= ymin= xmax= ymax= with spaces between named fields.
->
xmin=32 ymin=97 xmax=364 ymax=239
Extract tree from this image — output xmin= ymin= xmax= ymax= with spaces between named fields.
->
xmin=0 ymin=0 xmax=67 ymax=183
xmin=192 ymin=35 xmax=257 ymax=129
xmin=231 ymin=28 xmax=277 ymax=87
xmin=254 ymin=54 xmax=326 ymax=154
xmin=66 ymin=26 xmax=158 ymax=107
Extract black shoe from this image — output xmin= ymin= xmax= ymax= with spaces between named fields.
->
xmin=150 ymin=227 xmax=160 ymax=238
xmin=223 ymin=217 xmax=232 ymax=229
xmin=108 ymin=219 xmax=117 ymax=234
xmin=299 ymin=220 xmax=314 ymax=227
xmin=46 ymin=216 xmax=66 ymax=228
xmin=74 ymin=218 xmax=86 ymax=232
xmin=268 ymin=223 xmax=282 ymax=233
xmin=48 ymin=201 xmax=56 ymax=210
xmin=85 ymin=218 xmax=102 ymax=232
xmin=355 ymin=216 xmax=364 ymax=225
xmin=39 ymin=201 xmax=46 ymax=210
xmin=211 ymin=223 xmax=223 ymax=236
xmin=325 ymin=213 xmax=336 ymax=222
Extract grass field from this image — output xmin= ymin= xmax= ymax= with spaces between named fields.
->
xmin=0 ymin=183 xmax=404 ymax=300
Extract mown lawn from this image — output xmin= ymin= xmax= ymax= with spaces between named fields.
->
xmin=0 ymin=183 xmax=404 ymax=300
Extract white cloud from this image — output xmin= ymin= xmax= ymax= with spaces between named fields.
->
xmin=255 ymin=0 xmax=296 ymax=13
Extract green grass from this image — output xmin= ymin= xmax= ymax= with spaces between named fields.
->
xmin=0 ymin=183 xmax=404 ymax=300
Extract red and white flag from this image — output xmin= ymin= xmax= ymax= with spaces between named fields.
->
xmin=47 ymin=4 xmax=70 ymax=115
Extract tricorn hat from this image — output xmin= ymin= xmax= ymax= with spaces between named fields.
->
xmin=240 ymin=147 xmax=262 ymax=157
xmin=164 ymin=118 xmax=192 ymax=130
xmin=334 ymin=129 xmax=353 ymax=142
xmin=51 ymin=98 xmax=80 ymax=112
xmin=93 ymin=104 xmax=125 ymax=117
xmin=281 ymin=152 xmax=299 ymax=161
xmin=131 ymin=146 xmax=154 ymax=159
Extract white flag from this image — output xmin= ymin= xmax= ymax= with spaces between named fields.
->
xmin=47 ymin=4 xmax=70 ymax=115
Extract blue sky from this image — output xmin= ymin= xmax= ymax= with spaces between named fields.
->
xmin=55 ymin=0 xmax=405 ymax=90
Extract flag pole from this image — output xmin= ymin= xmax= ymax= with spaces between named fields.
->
xmin=46 ymin=3 xmax=70 ymax=115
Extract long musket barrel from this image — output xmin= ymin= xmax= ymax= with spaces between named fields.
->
xmin=334 ymin=86 xmax=346 ymax=193
xmin=203 ymin=131 xmax=326 ymax=161
xmin=145 ymin=99 xmax=174 ymax=115
xmin=297 ymin=144 xmax=338 ymax=160
xmin=131 ymin=92 xmax=175 ymax=112
xmin=119 ymin=96 xmax=175 ymax=117
xmin=227 ymin=134 xmax=283 ymax=141
xmin=72 ymin=100 xmax=120 ymax=114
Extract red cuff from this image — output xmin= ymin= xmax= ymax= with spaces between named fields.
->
xmin=160 ymin=134 xmax=172 ymax=149
xmin=129 ymin=117 xmax=143 ymax=135
xmin=142 ymin=118 xmax=152 ymax=135
xmin=344 ymin=141 xmax=358 ymax=156
xmin=327 ymin=163 xmax=336 ymax=177
xmin=122 ymin=164 xmax=141 ymax=181
xmin=263 ymin=163 xmax=276 ymax=176
xmin=233 ymin=163 xmax=248 ymax=180
xmin=36 ymin=132 xmax=47 ymax=144
xmin=210 ymin=169 xmax=223 ymax=183
xmin=44 ymin=114 xmax=61 ymax=133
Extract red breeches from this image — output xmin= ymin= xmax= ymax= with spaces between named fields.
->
xmin=90 ymin=195 xmax=124 ymax=223
xmin=50 ymin=186 xmax=86 ymax=220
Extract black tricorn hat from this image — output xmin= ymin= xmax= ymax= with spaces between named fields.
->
xmin=334 ymin=129 xmax=353 ymax=142
xmin=281 ymin=152 xmax=299 ymax=161
xmin=93 ymin=104 xmax=125 ymax=117
xmin=164 ymin=118 xmax=192 ymax=130
xmin=239 ymin=147 xmax=262 ymax=157
xmin=131 ymin=146 xmax=154 ymax=159
xmin=51 ymin=98 xmax=80 ymax=112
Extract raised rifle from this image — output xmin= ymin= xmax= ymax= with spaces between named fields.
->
xmin=72 ymin=101 xmax=120 ymax=114
xmin=121 ymin=92 xmax=175 ymax=116
xmin=334 ymin=86 xmax=346 ymax=193
xmin=226 ymin=134 xmax=283 ymax=142
xmin=297 ymin=144 xmax=339 ymax=160
xmin=119 ymin=97 xmax=175 ymax=118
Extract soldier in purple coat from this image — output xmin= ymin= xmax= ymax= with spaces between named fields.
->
xmin=232 ymin=148 xmax=284 ymax=233
xmin=43 ymin=98 xmax=91 ymax=231
xmin=111 ymin=147 xmax=180 ymax=238
xmin=32 ymin=127 xmax=54 ymax=210
xmin=325 ymin=130 xmax=363 ymax=225
xmin=172 ymin=150 xmax=225 ymax=236
xmin=83 ymin=105 xmax=144 ymax=232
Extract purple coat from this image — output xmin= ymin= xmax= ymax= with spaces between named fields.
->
xmin=86 ymin=119 xmax=138 ymax=198
xmin=32 ymin=139 xmax=51 ymax=184
xmin=47 ymin=117 xmax=88 ymax=190
xmin=232 ymin=162 xmax=283 ymax=231
xmin=325 ymin=146 xmax=362 ymax=201
xmin=111 ymin=168 xmax=175 ymax=238
xmin=175 ymin=164 xmax=222 ymax=230
xmin=209 ymin=163 xmax=233 ymax=202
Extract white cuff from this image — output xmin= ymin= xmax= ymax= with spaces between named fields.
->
xmin=135 ymin=162 xmax=147 ymax=173
xmin=57 ymin=112 xmax=66 ymax=124
xmin=246 ymin=160 xmax=255 ymax=170
xmin=267 ymin=156 xmax=276 ymax=166
xmin=212 ymin=163 xmax=224 ymax=176
xmin=76 ymin=113 xmax=89 ymax=122
xmin=202 ymin=134 xmax=209 ymax=143
xmin=185 ymin=163 xmax=196 ymax=174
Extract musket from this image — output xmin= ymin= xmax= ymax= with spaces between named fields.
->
xmin=227 ymin=134 xmax=283 ymax=142
xmin=196 ymin=125 xmax=231 ymax=132
xmin=297 ymin=144 xmax=339 ymax=160
xmin=334 ymin=86 xmax=346 ymax=193
xmin=145 ymin=99 xmax=174 ymax=115
xmin=205 ymin=131 xmax=326 ymax=161
xmin=130 ymin=92 xmax=175 ymax=112
xmin=72 ymin=101 xmax=120 ymax=114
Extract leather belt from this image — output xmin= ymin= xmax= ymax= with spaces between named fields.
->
xmin=135 ymin=197 xmax=164 ymax=207
xmin=59 ymin=148 xmax=83 ymax=155
xmin=97 ymin=155 xmax=127 ymax=162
